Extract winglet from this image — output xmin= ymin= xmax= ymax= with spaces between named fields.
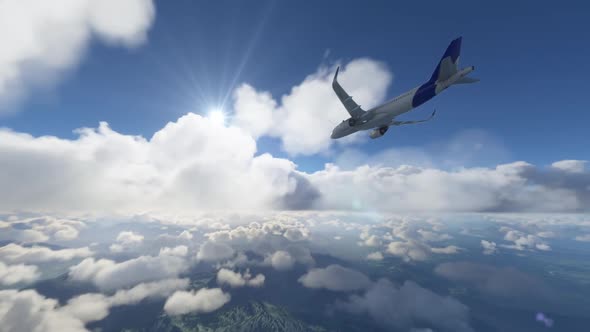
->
xmin=333 ymin=66 xmax=340 ymax=83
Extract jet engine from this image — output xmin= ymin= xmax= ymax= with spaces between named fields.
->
xmin=369 ymin=126 xmax=389 ymax=139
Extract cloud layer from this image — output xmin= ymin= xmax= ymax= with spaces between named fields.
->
xmin=0 ymin=113 xmax=588 ymax=213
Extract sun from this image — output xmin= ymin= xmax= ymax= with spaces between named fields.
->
xmin=208 ymin=108 xmax=226 ymax=126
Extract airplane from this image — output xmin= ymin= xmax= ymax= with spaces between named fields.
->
xmin=330 ymin=37 xmax=478 ymax=139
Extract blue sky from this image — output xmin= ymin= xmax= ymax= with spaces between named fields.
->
xmin=1 ymin=0 xmax=588 ymax=172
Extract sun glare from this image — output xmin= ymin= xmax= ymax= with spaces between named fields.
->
xmin=208 ymin=108 xmax=226 ymax=126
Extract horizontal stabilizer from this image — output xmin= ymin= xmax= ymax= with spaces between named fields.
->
xmin=454 ymin=76 xmax=479 ymax=84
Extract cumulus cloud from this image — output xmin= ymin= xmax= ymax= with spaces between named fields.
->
xmin=232 ymin=59 xmax=392 ymax=155
xmin=232 ymin=84 xmax=276 ymax=139
xmin=268 ymin=250 xmax=295 ymax=271
xmin=1 ymin=100 xmax=588 ymax=213
xmin=336 ymin=279 xmax=472 ymax=332
xmin=359 ymin=230 xmax=382 ymax=247
xmin=197 ymin=241 xmax=235 ymax=262
xmin=0 ymin=113 xmax=316 ymax=213
xmin=110 ymin=231 xmax=144 ymax=253
xmin=216 ymin=268 xmax=265 ymax=288
xmin=0 ymin=261 xmax=40 ymax=285
xmin=386 ymin=240 xmax=459 ymax=262
xmin=62 ymin=278 xmax=189 ymax=323
xmin=164 ymin=288 xmax=230 ymax=315
xmin=0 ymin=289 xmax=91 ymax=332
xmin=283 ymin=227 xmax=310 ymax=242
xmin=13 ymin=229 xmax=49 ymax=243
xmin=481 ymin=240 xmax=498 ymax=255
xmin=501 ymin=228 xmax=551 ymax=251
xmin=298 ymin=264 xmax=371 ymax=291
xmin=0 ymin=0 xmax=155 ymax=112
xmin=386 ymin=241 xmax=431 ymax=262
xmin=0 ymin=243 xmax=92 ymax=264
xmin=366 ymin=251 xmax=384 ymax=261
xmin=68 ymin=251 xmax=187 ymax=290
xmin=2 ymin=216 xmax=85 ymax=242
xmin=61 ymin=293 xmax=110 ymax=324
xmin=551 ymin=160 xmax=586 ymax=173
xmin=0 ymin=278 xmax=188 ymax=332
xmin=107 ymin=278 xmax=189 ymax=306
xmin=159 ymin=245 xmax=188 ymax=257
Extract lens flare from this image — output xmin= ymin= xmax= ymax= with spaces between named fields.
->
xmin=208 ymin=109 xmax=226 ymax=126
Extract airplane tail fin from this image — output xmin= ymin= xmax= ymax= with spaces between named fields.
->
xmin=429 ymin=37 xmax=462 ymax=83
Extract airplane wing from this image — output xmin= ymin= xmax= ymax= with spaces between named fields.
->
xmin=332 ymin=67 xmax=365 ymax=119
xmin=391 ymin=110 xmax=436 ymax=126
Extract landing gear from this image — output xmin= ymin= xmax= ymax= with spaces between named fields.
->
xmin=379 ymin=126 xmax=388 ymax=135
xmin=348 ymin=118 xmax=356 ymax=127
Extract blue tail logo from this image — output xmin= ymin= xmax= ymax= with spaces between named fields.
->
xmin=428 ymin=37 xmax=462 ymax=83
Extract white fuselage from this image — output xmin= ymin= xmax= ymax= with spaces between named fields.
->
xmin=330 ymin=66 xmax=474 ymax=139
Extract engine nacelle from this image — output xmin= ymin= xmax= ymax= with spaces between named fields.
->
xmin=369 ymin=126 xmax=389 ymax=139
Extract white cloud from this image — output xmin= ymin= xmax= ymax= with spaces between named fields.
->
xmin=178 ymin=230 xmax=193 ymax=240
xmin=197 ymin=241 xmax=235 ymax=262
xmin=0 ymin=113 xmax=313 ymax=213
xmin=15 ymin=229 xmax=49 ymax=243
xmin=0 ymin=289 xmax=91 ymax=332
xmin=386 ymin=241 xmax=430 ymax=262
xmin=551 ymin=160 xmax=586 ymax=173
xmin=232 ymin=59 xmax=392 ymax=155
xmin=268 ymin=250 xmax=295 ymax=271
xmin=164 ymin=288 xmax=230 ymax=315
xmin=0 ymin=0 xmax=155 ymax=113
xmin=116 ymin=231 xmax=144 ymax=245
xmin=4 ymin=278 xmax=189 ymax=332
xmin=1 ymin=216 xmax=85 ymax=243
xmin=0 ymin=261 xmax=40 ymax=285
xmin=216 ymin=268 xmax=265 ymax=288
xmin=110 ymin=231 xmax=144 ymax=253
xmin=386 ymin=240 xmax=460 ymax=262
xmin=430 ymin=245 xmax=462 ymax=254
xmin=108 ymin=278 xmax=189 ymax=306
xmin=159 ymin=245 xmax=188 ymax=257
xmin=418 ymin=229 xmax=452 ymax=242
xmin=232 ymin=84 xmax=276 ymax=139
xmin=366 ymin=251 xmax=384 ymax=261
xmin=0 ymin=243 xmax=92 ymax=264
xmin=501 ymin=228 xmax=551 ymax=251
xmin=481 ymin=240 xmax=498 ymax=255
xmin=25 ymin=217 xmax=85 ymax=241
xmin=308 ymin=161 xmax=589 ymax=212
xmin=1 ymin=98 xmax=589 ymax=213
xmin=68 ymin=251 xmax=187 ymax=291
xmin=283 ymin=227 xmax=309 ymax=242
xmin=298 ymin=264 xmax=371 ymax=291
xmin=61 ymin=293 xmax=110 ymax=324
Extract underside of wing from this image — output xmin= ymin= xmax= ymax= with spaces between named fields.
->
xmin=332 ymin=67 xmax=365 ymax=119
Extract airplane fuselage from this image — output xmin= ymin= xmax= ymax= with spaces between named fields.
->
xmin=330 ymin=64 xmax=474 ymax=139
